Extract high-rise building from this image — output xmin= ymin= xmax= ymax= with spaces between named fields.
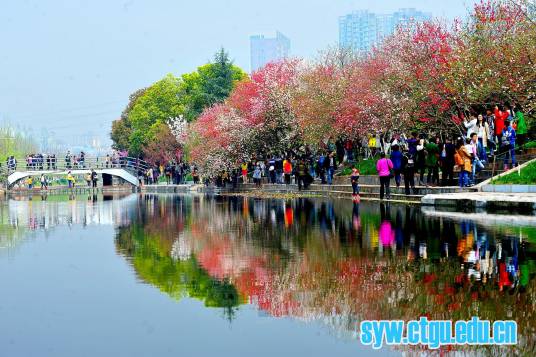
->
xmin=339 ymin=8 xmax=432 ymax=52
xmin=250 ymin=31 xmax=290 ymax=72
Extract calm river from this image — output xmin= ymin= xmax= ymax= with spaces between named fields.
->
xmin=0 ymin=193 xmax=534 ymax=356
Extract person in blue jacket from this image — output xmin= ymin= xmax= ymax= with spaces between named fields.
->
xmin=390 ymin=145 xmax=403 ymax=188
xmin=501 ymin=120 xmax=517 ymax=170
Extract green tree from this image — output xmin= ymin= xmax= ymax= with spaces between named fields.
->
xmin=180 ymin=48 xmax=246 ymax=121
xmin=0 ymin=125 xmax=37 ymax=159
xmin=127 ymin=74 xmax=184 ymax=156
xmin=110 ymin=49 xmax=246 ymax=157
xmin=110 ymin=88 xmax=146 ymax=151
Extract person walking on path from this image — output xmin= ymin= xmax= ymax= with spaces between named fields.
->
xmin=325 ymin=152 xmax=337 ymax=185
xmin=439 ymin=137 xmax=455 ymax=186
xmin=40 ymin=174 xmax=48 ymax=190
xmin=470 ymin=133 xmax=485 ymax=184
xmin=514 ymin=105 xmax=527 ymax=149
xmin=416 ymin=137 xmax=426 ymax=186
xmin=390 ymin=145 xmax=403 ymax=188
xmin=91 ymin=170 xmax=98 ymax=188
xmin=407 ymin=132 xmax=419 ymax=158
xmin=26 ymin=176 xmax=33 ymax=190
xmin=402 ymin=151 xmax=416 ymax=195
xmin=476 ymin=114 xmax=490 ymax=163
xmin=296 ymin=159 xmax=308 ymax=191
xmin=464 ymin=114 xmax=478 ymax=139
xmin=67 ymin=171 xmax=76 ymax=189
xmin=146 ymin=168 xmax=153 ymax=185
xmin=316 ymin=153 xmax=326 ymax=184
xmin=455 ymin=140 xmax=472 ymax=188
xmin=283 ymin=158 xmax=293 ymax=185
xmin=192 ymin=167 xmax=200 ymax=184
xmin=350 ymin=168 xmax=360 ymax=196
xmin=252 ymin=164 xmax=262 ymax=187
xmin=241 ymin=162 xmax=248 ymax=184
xmin=425 ymin=137 xmax=440 ymax=186
xmin=165 ymin=164 xmax=172 ymax=185
xmin=501 ymin=120 xmax=517 ymax=170
xmin=268 ymin=157 xmax=276 ymax=184
xmin=485 ymin=108 xmax=496 ymax=156
xmin=376 ymin=152 xmax=393 ymax=200
xmin=494 ymin=105 xmax=509 ymax=150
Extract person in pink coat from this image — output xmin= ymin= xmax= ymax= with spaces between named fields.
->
xmin=376 ymin=152 xmax=394 ymax=200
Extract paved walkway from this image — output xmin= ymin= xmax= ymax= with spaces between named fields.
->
xmin=422 ymin=206 xmax=536 ymax=224
xmin=422 ymin=192 xmax=536 ymax=211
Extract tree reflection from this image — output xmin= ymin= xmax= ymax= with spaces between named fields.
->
xmin=114 ymin=194 xmax=536 ymax=354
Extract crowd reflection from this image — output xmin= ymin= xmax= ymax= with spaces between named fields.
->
xmin=113 ymin=194 xmax=535 ymax=354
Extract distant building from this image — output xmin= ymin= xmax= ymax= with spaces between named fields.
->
xmin=339 ymin=8 xmax=432 ymax=52
xmin=250 ymin=31 xmax=290 ymax=72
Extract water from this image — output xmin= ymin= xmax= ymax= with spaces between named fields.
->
xmin=1 ymin=193 xmax=535 ymax=356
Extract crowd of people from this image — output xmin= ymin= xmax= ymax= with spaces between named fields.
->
xmin=205 ymin=103 xmax=528 ymax=199
xmin=5 ymin=103 xmax=530 ymax=198
xmin=4 ymin=151 xmax=136 ymax=174
xmin=142 ymin=161 xmax=198 ymax=186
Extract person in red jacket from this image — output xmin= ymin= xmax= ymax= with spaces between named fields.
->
xmin=494 ymin=105 xmax=509 ymax=148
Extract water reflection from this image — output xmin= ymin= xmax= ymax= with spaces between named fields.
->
xmin=2 ymin=194 xmax=535 ymax=354
xmin=0 ymin=194 xmax=135 ymax=231
xmin=115 ymin=195 xmax=536 ymax=354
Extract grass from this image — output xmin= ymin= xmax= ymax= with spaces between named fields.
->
xmin=337 ymin=156 xmax=380 ymax=176
xmin=492 ymin=161 xmax=536 ymax=185
xmin=523 ymin=141 xmax=536 ymax=149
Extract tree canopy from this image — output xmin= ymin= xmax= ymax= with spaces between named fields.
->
xmin=181 ymin=48 xmax=247 ymax=122
xmin=110 ymin=49 xmax=246 ymax=157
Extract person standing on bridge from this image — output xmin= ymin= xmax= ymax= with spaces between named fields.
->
xmin=85 ymin=172 xmax=92 ymax=187
xmin=79 ymin=151 xmax=85 ymax=168
xmin=65 ymin=152 xmax=72 ymax=169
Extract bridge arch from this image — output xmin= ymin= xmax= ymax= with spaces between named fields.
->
xmin=3 ymin=156 xmax=149 ymax=188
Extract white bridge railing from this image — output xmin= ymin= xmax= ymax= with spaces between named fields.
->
xmin=1 ymin=156 xmax=152 ymax=187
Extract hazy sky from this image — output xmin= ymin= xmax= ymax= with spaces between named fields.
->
xmin=0 ymin=0 xmax=478 ymax=146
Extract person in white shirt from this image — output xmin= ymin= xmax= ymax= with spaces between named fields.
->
xmin=476 ymin=114 xmax=490 ymax=163
xmin=469 ymin=133 xmax=485 ymax=184
xmin=464 ymin=114 xmax=478 ymax=139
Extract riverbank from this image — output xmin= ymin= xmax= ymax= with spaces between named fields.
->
xmin=2 ymin=185 xmax=135 ymax=197
xmin=421 ymin=192 xmax=536 ymax=212
xmin=138 ymin=182 xmax=536 ymax=213
xmin=141 ymin=182 xmax=462 ymax=205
